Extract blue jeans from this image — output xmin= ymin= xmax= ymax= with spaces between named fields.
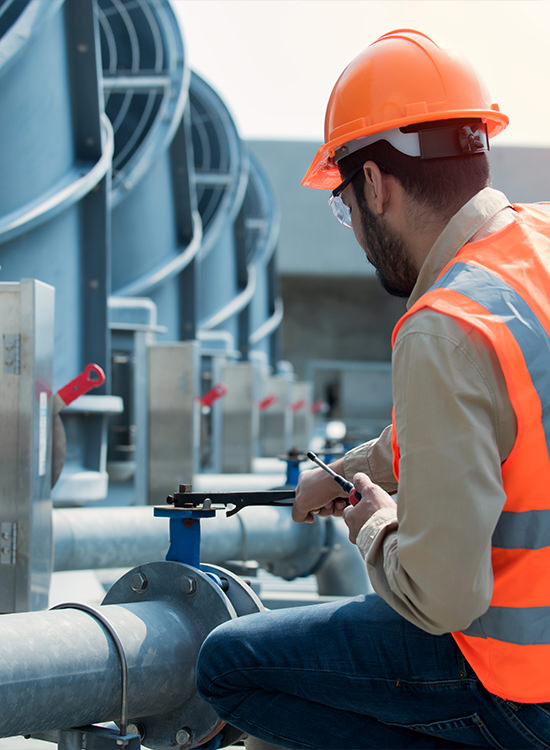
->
xmin=196 ymin=594 xmax=550 ymax=749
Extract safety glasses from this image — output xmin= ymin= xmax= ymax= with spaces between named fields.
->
xmin=328 ymin=164 xmax=364 ymax=228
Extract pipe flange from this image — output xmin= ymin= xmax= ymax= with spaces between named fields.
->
xmin=103 ymin=560 xmax=237 ymax=749
xmin=200 ymin=563 xmax=265 ymax=616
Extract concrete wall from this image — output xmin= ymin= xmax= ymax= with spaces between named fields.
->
xmin=249 ymin=139 xmax=550 ymax=429
xmin=280 ymin=274 xmax=405 ymax=379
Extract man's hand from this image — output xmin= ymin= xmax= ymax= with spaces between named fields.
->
xmin=292 ymin=459 xmax=349 ymax=524
xmin=343 ymin=472 xmax=396 ymax=543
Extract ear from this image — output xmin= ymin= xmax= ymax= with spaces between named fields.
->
xmin=362 ymin=161 xmax=388 ymax=215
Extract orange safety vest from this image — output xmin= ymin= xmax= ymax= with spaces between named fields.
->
xmin=391 ymin=203 xmax=550 ymax=702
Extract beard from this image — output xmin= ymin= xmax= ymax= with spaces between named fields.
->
xmin=358 ymin=199 xmax=417 ymax=298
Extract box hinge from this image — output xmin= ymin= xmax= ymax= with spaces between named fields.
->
xmin=3 ymin=333 xmax=21 ymax=375
xmin=0 ymin=522 xmax=17 ymax=565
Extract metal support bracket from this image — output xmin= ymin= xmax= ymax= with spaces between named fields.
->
xmin=33 ymin=724 xmax=141 ymax=749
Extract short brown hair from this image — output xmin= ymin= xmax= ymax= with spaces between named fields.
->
xmin=338 ymin=130 xmax=490 ymax=218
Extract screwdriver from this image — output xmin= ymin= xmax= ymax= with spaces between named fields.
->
xmin=306 ymin=451 xmax=362 ymax=506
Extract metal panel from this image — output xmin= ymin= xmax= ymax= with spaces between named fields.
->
xmin=290 ymin=381 xmax=313 ymax=451
xmin=147 ymin=341 xmax=199 ymax=504
xmin=259 ymin=373 xmax=293 ymax=458
xmin=221 ymin=362 xmax=259 ymax=473
xmin=0 ymin=279 xmax=54 ymax=613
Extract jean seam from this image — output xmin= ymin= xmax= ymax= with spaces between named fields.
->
xmin=391 ymin=711 xmax=507 ymax=749
xmin=208 ymin=664 xmax=474 ymax=690
xmin=492 ymin=700 xmax=550 ymax=749
xmin=230 ymin=699 xmax=320 ymax=749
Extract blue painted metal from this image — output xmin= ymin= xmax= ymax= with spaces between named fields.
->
xmin=0 ymin=0 xmax=112 ymax=389
xmin=284 ymin=457 xmax=301 ymax=488
xmin=0 ymin=0 xmax=285 ymax=499
xmin=188 ymin=77 xmax=282 ymax=368
xmin=154 ymin=505 xmax=215 ymax=567
xmin=99 ymin=0 xmax=198 ymax=343
xmin=0 ymin=0 xmax=118 ymax=503
xmin=189 ymin=71 xmax=249 ymax=352
xmin=243 ymin=150 xmax=283 ymax=368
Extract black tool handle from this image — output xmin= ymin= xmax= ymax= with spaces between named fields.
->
xmin=306 ymin=450 xmax=362 ymax=503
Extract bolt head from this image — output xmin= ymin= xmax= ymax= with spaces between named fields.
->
xmin=176 ymin=727 xmax=192 ymax=746
xmin=181 ymin=576 xmax=197 ymax=595
xmin=130 ymin=572 xmax=148 ymax=593
xmin=127 ymin=723 xmax=144 ymax=740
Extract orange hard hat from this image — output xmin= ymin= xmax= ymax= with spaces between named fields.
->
xmin=302 ymin=29 xmax=509 ymax=190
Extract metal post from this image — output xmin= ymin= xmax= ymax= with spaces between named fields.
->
xmin=0 ymin=280 xmax=54 ymax=613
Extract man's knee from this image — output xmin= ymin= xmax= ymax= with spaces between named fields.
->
xmin=197 ymin=616 xmax=251 ymax=697
xmin=196 ymin=622 xmax=227 ymax=698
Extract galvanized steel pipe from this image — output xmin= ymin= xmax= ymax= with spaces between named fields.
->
xmin=0 ymin=561 xmax=243 ymax=748
xmin=53 ymin=505 xmax=321 ymax=574
xmin=52 ymin=505 xmax=370 ymax=593
xmin=0 ymin=601 xmax=189 ymax=737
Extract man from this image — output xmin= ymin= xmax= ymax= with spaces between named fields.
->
xmin=197 ymin=30 xmax=550 ymax=748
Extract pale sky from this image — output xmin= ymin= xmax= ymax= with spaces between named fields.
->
xmin=174 ymin=0 xmax=550 ymax=148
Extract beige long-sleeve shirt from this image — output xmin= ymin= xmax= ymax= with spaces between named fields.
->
xmin=343 ymin=187 xmax=520 ymax=634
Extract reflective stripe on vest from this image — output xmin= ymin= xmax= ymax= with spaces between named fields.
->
xmin=391 ymin=204 xmax=550 ymax=701
xmin=430 ymin=261 xmax=550 ymax=459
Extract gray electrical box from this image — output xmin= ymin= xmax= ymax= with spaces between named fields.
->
xmin=0 ymin=280 xmax=54 ymax=613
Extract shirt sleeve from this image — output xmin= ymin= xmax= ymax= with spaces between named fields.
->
xmin=343 ymin=424 xmax=397 ymax=495
xmin=355 ymin=310 xmax=514 ymax=635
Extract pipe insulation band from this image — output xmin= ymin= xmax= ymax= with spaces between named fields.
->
xmin=50 ymin=602 xmax=129 ymax=736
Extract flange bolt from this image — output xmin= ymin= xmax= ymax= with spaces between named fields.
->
xmin=176 ymin=727 xmax=193 ymax=747
xmin=130 ymin=572 xmax=148 ymax=593
xmin=181 ymin=576 xmax=197 ymax=595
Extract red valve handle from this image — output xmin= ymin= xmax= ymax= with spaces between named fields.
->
xmin=290 ymin=398 xmax=306 ymax=412
xmin=199 ymin=383 xmax=228 ymax=407
xmin=258 ymin=395 xmax=277 ymax=411
xmin=57 ymin=364 xmax=106 ymax=406
xmin=311 ymin=399 xmax=327 ymax=414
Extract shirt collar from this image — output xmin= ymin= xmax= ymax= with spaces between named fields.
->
xmin=407 ymin=187 xmax=513 ymax=309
